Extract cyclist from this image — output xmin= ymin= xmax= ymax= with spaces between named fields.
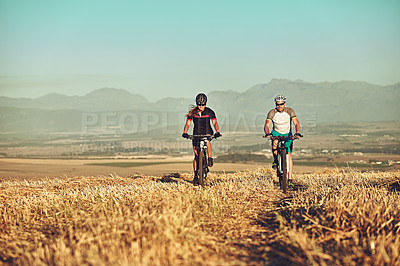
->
xmin=182 ymin=93 xmax=221 ymax=184
xmin=264 ymin=95 xmax=301 ymax=181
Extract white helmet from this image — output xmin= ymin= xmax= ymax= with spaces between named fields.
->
xmin=274 ymin=94 xmax=286 ymax=102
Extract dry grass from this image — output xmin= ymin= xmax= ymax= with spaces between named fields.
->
xmin=0 ymin=168 xmax=399 ymax=265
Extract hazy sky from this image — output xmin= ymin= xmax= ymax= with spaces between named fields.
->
xmin=1 ymin=0 xmax=399 ymax=101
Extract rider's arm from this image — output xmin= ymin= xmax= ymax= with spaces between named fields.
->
xmin=292 ymin=117 xmax=301 ymax=134
xmin=212 ymin=119 xmax=220 ymax=133
xmin=183 ymin=119 xmax=191 ymax=133
xmin=264 ymin=119 xmax=272 ymax=135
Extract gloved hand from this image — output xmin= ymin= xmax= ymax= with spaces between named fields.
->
xmin=264 ymin=133 xmax=272 ymax=138
xmin=294 ymin=133 xmax=303 ymax=138
xmin=214 ymin=132 xmax=222 ymax=138
xmin=182 ymin=133 xmax=189 ymax=139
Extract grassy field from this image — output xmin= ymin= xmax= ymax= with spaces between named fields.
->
xmin=1 ymin=168 xmax=399 ymax=265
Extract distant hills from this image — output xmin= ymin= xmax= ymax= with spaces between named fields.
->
xmin=0 ymin=88 xmax=149 ymax=111
xmin=208 ymin=79 xmax=400 ymax=123
xmin=0 ymin=79 xmax=399 ymax=134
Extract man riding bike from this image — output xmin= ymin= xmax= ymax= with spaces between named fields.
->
xmin=264 ymin=95 xmax=301 ymax=181
xmin=182 ymin=93 xmax=221 ymax=184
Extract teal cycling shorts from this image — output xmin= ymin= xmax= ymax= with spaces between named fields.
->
xmin=271 ymin=130 xmax=293 ymax=154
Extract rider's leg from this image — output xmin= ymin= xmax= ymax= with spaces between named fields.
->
xmin=192 ymin=147 xmax=198 ymax=172
xmin=288 ymin=153 xmax=293 ymax=180
xmin=192 ymin=147 xmax=200 ymax=184
xmin=272 ymin=139 xmax=278 ymax=168
xmin=286 ymin=142 xmax=294 ymax=180
xmin=206 ymin=141 xmax=212 ymax=158
xmin=272 ymin=139 xmax=278 ymax=155
xmin=207 ymin=141 xmax=214 ymax=167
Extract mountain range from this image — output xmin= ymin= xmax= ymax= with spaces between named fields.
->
xmin=0 ymin=79 xmax=399 ymax=134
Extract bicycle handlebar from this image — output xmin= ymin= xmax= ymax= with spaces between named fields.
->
xmin=263 ymin=134 xmax=303 ymax=140
xmin=187 ymin=134 xmax=219 ymax=140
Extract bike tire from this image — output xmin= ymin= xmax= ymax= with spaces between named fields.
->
xmin=281 ymin=149 xmax=288 ymax=193
xmin=198 ymin=150 xmax=205 ymax=186
xmin=203 ymin=150 xmax=208 ymax=180
xmin=277 ymin=154 xmax=282 ymax=188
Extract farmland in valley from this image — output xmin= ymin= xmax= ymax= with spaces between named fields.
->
xmin=1 ymin=121 xmax=399 ymax=264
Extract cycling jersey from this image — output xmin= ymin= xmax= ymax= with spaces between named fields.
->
xmin=187 ymin=107 xmax=216 ymax=135
xmin=267 ymin=107 xmax=297 ymax=134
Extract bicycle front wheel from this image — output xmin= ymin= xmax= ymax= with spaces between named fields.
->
xmin=280 ymin=149 xmax=288 ymax=193
xmin=198 ymin=150 xmax=206 ymax=186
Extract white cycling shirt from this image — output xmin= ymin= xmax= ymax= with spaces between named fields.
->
xmin=266 ymin=107 xmax=297 ymax=134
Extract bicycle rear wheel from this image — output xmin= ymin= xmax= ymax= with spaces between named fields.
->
xmin=198 ymin=150 xmax=206 ymax=186
xmin=280 ymin=149 xmax=288 ymax=193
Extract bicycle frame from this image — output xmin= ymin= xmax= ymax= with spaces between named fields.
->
xmin=276 ymin=137 xmax=290 ymax=191
xmin=187 ymin=135 xmax=215 ymax=186
xmin=265 ymin=135 xmax=301 ymax=193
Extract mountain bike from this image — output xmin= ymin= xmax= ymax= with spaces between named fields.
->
xmin=264 ymin=134 xmax=303 ymax=193
xmin=187 ymin=134 xmax=220 ymax=186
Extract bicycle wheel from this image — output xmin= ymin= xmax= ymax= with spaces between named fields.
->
xmin=203 ymin=150 xmax=208 ymax=179
xmin=277 ymin=154 xmax=282 ymax=188
xmin=280 ymin=149 xmax=288 ymax=193
xmin=198 ymin=150 xmax=205 ymax=186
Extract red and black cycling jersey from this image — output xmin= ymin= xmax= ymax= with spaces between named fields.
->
xmin=187 ymin=107 xmax=217 ymax=135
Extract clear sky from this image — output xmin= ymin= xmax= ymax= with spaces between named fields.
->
xmin=1 ymin=0 xmax=399 ymax=101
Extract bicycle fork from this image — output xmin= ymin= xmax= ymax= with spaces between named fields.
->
xmin=277 ymin=145 xmax=289 ymax=191
xmin=277 ymin=150 xmax=289 ymax=174
xmin=199 ymin=140 xmax=209 ymax=173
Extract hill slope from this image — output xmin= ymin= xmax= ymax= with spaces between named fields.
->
xmin=0 ymin=79 xmax=399 ymax=133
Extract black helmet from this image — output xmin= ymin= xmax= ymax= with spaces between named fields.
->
xmin=196 ymin=93 xmax=207 ymax=106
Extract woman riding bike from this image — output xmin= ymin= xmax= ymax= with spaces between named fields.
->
xmin=182 ymin=93 xmax=221 ymax=184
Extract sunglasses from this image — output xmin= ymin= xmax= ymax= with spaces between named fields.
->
xmin=276 ymin=102 xmax=285 ymax=106
xmin=198 ymin=104 xmax=206 ymax=106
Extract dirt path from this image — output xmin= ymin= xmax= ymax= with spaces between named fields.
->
xmin=175 ymin=171 xmax=295 ymax=264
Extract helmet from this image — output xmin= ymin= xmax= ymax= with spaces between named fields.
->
xmin=274 ymin=94 xmax=286 ymax=102
xmin=196 ymin=93 xmax=207 ymax=105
